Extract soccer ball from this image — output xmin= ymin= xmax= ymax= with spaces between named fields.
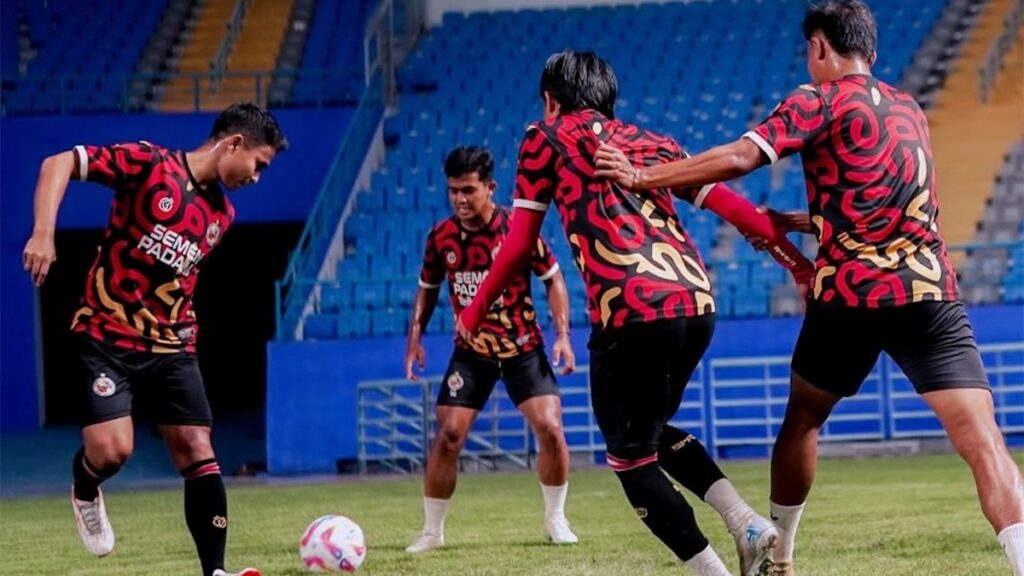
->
xmin=299 ymin=515 xmax=367 ymax=572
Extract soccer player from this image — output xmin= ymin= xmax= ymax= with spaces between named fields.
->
xmin=595 ymin=2 xmax=1024 ymax=574
xmin=21 ymin=103 xmax=287 ymax=576
xmin=458 ymin=51 xmax=816 ymax=576
xmin=404 ymin=145 xmax=579 ymax=553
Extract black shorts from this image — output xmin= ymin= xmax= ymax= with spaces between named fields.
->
xmin=792 ymin=300 xmax=990 ymax=397
xmin=75 ymin=334 xmax=213 ymax=427
xmin=437 ymin=347 xmax=559 ymax=410
xmin=588 ymin=315 xmax=715 ymax=461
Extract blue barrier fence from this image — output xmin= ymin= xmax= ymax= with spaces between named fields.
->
xmin=266 ymin=303 xmax=1024 ymax=474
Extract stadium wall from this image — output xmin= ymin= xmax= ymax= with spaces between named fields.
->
xmin=266 ymin=303 xmax=1024 ymax=474
xmin=0 ymin=108 xmax=353 ymax=432
xmin=425 ymin=0 xmax=713 ymax=25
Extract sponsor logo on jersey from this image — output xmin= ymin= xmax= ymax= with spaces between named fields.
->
xmin=136 ymin=223 xmax=205 ymax=276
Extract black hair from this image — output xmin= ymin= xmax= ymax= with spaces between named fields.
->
xmin=539 ymin=50 xmax=618 ymax=119
xmin=444 ymin=146 xmax=494 ymax=181
xmin=803 ymin=0 xmax=877 ymax=61
xmin=209 ymin=102 xmax=288 ymax=151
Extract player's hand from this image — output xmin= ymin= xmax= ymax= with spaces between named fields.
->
xmin=594 ymin=143 xmax=638 ymax=189
xmin=405 ymin=341 xmax=426 ymax=381
xmin=758 ymin=205 xmax=813 ymax=234
xmin=551 ymin=333 xmax=576 ymax=375
xmin=23 ymin=232 xmax=56 ymax=287
xmin=455 ymin=315 xmax=476 ymax=346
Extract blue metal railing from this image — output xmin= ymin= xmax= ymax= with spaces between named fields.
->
xmin=274 ymin=72 xmax=385 ymax=340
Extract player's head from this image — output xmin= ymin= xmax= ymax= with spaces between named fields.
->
xmin=803 ymin=0 xmax=878 ymax=83
xmin=208 ymin=102 xmax=288 ymax=189
xmin=444 ymin=146 xmax=496 ymax=225
xmin=539 ymin=50 xmax=617 ymax=121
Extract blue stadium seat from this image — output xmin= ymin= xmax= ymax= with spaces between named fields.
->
xmin=304 ymin=314 xmax=339 ymax=340
xmin=306 ymin=0 xmax=953 ymax=338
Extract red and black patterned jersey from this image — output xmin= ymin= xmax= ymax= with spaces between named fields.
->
xmin=419 ymin=206 xmax=559 ymax=359
xmin=513 ymin=109 xmax=715 ymax=332
xmin=70 ymin=141 xmax=234 ymax=353
xmin=745 ymin=74 xmax=958 ymax=307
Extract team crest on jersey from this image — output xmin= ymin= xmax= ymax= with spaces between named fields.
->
xmin=447 ymin=371 xmax=464 ymax=397
xmin=206 ymin=221 xmax=221 ymax=246
xmin=92 ymin=373 xmax=116 ymax=397
xmin=158 ymin=195 xmax=175 ymax=213
xmin=176 ymin=326 xmax=196 ymax=342
xmin=446 ymin=251 xmax=457 ymax=265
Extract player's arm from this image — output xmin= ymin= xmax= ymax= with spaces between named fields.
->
xmin=459 ymin=127 xmax=556 ymax=339
xmin=696 ymin=183 xmax=816 ymax=289
xmin=533 ymin=237 xmax=575 ymax=375
xmin=595 ymin=86 xmax=829 ymax=191
xmin=595 ymin=138 xmax=765 ymax=191
xmin=23 ymin=150 xmax=78 ymax=286
xmin=407 ymin=230 xmax=444 ymax=380
xmin=405 ymin=286 xmax=440 ymax=381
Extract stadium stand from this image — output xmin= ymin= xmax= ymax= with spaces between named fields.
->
xmin=1 ymin=0 xmax=167 ymax=114
xmin=300 ymin=0 xmax=953 ymax=339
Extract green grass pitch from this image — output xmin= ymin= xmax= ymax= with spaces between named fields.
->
xmin=2 ymin=452 xmax=1020 ymax=575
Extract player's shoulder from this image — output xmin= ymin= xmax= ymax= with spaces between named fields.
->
xmin=430 ymin=216 xmax=459 ymax=238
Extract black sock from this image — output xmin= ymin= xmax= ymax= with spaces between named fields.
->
xmin=182 ymin=459 xmax=227 ymax=576
xmin=614 ymin=461 xmax=709 ymax=561
xmin=72 ymin=447 xmax=121 ymax=501
xmin=657 ymin=425 xmax=725 ymax=499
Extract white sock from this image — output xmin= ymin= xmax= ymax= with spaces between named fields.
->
xmin=770 ymin=500 xmax=806 ymax=563
xmin=999 ymin=522 xmax=1024 ymax=576
xmin=704 ymin=478 xmax=756 ymax=537
xmin=541 ymin=482 xmax=569 ymax=521
xmin=422 ymin=496 xmax=449 ymax=535
xmin=684 ymin=545 xmax=732 ymax=576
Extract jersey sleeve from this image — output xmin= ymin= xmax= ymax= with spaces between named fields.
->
xmin=73 ymin=142 xmax=155 ymax=189
xmin=530 ymin=235 xmax=560 ymax=282
xmin=744 ymin=85 xmax=831 ymax=164
xmin=512 ymin=126 xmax=558 ymax=212
xmin=418 ymin=227 xmax=444 ymax=289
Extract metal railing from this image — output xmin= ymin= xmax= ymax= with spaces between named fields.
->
xmin=211 ymin=0 xmax=252 ymax=89
xmin=355 ymin=341 xmax=1023 ymax=473
xmin=274 ymin=73 xmax=386 ymax=340
xmin=980 ymin=0 xmax=1024 ymax=102
xmin=357 ymin=364 xmax=707 ymax=474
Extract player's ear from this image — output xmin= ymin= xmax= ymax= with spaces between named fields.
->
xmin=868 ymin=50 xmax=878 ymax=66
xmin=225 ymin=134 xmax=244 ymax=152
xmin=487 ymin=179 xmax=497 ymax=193
xmin=543 ymin=91 xmax=559 ymax=117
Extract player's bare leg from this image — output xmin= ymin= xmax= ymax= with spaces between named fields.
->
xmin=407 ymin=406 xmax=478 ymax=553
xmin=73 ymin=416 xmax=133 ymax=557
xmin=923 ymin=388 xmax=1024 ymax=575
xmin=519 ymin=395 xmax=577 ymax=543
xmin=768 ymin=373 xmax=839 ymax=574
xmin=162 ymin=424 xmax=254 ymax=576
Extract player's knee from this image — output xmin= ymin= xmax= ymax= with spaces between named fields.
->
xmin=434 ymin=425 xmax=467 ymax=455
xmin=88 ymin=437 xmax=132 ymax=468
xmin=951 ymin=423 xmax=1004 ymax=467
xmin=167 ymin=428 xmax=214 ymax=462
xmin=531 ymin=417 xmax=564 ymax=448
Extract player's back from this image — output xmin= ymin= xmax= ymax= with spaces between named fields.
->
xmin=792 ymin=75 xmax=956 ymax=306
xmin=524 ymin=110 xmax=715 ymax=331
